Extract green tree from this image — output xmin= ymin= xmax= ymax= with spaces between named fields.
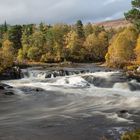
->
xmin=8 ymin=25 xmax=22 ymax=50
xmin=3 ymin=21 xmax=8 ymax=32
xmin=0 ymin=21 xmax=8 ymax=46
xmin=75 ymin=20 xmax=85 ymax=39
xmin=125 ymin=0 xmax=140 ymax=32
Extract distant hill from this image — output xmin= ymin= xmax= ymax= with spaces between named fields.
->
xmin=94 ymin=18 xmax=131 ymax=29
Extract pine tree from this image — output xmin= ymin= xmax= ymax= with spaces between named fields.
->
xmin=75 ymin=20 xmax=85 ymax=39
xmin=8 ymin=25 xmax=22 ymax=50
xmin=125 ymin=0 xmax=140 ymax=32
xmin=4 ymin=21 xmax=8 ymax=32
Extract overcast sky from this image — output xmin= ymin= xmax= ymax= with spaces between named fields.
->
xmin=0 ymin=0 xmax=131 ymax=24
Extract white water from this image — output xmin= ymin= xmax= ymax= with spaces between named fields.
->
xmin=1 ymin=68 xmax=140 ymax=140
xmin=4 ymin=70 xmax=140 ymax=113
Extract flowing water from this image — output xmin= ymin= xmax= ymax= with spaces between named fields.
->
xmin=0 ymin=64 xmax=140 ymax=140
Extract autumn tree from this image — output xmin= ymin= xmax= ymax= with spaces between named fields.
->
xmin=0 ymin=40 xmax=14 ymax=72
xmin=92 ymin=25 xmax=105 ymax=36
xmin=65 ymin=31 xmax=84 ymax=62
xmin=41 ymin=24 xmax=70 ymax=62
xmin=17 ymin=25 xmax=35 ymax=62
xmin=106 ymin=27 xmax=138 ymax=67
xmin=84 ymin=31 xmax=109 ymax=61
xmin=41 ymin=27 xmax=55 ymax=62
xmin=84 ymin=22 xmax=93 ymax=37
xmin=27 ymin=31 xmax=45 ymax=61
xmin=135 ymin=35 xmax=140 ymax=62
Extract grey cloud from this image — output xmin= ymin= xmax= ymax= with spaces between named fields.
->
xmin=0 ymin=0 xmax=132 ymax=24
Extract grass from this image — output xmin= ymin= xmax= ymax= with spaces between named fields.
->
xmin=121 ymin=129 xmax=140 ymax=140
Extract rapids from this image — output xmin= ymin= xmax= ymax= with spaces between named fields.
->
xmin=0 ymin=64 xmax=140 ymax=140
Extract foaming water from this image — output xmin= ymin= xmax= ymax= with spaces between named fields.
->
xmin=1 ymin=66 xmax=140 ymax=140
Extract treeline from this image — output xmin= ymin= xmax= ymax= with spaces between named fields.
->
xmin=0 ymin=21 xmax=113 ymax=65
xmin=0 ymin=0 xmax=139 ymax=72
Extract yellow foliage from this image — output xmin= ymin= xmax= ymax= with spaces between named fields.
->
xmin=0 ymin=40 xmax=14 ymax=72
xmin=84 ymin=31 xmax=108 ymax=61
xmin=135 ymin=35 xmax=140 ymax=62
xmin=106 ymin=27 xmax=138 ymax=67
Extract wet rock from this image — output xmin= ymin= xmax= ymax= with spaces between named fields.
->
xmin=128 ymin=83 xmax=140 ymax=91
xmin=59 ymin=70 xmax=65 ymax=76
xmin=6 ymin=86 xmax=13 ymax=89
xmin=119 ymin=110 xmax=128 ymax=114
xmin=80 ymin=70 xmax=85 ymax=74
xmin=65 ymin=70 xmax=69 ymax=76
xmin=35 ymin=88 xmax=44 ymax=92
xmin=126 ymin=71 xmax=140 ymax=82
xmin=0 ymin=86 xmax=5 ymax=90
xmin=4 ymin=92 xmax=14 ymax=96
xmin=75 ymin=71 xmax=80 ymax=74
xmin=45 ymin=73 xmax=52 ymax=78
xmin=52 ymin=72 xmax=57 ymax=77
xmin=36 ymin=88 xmax=39 ymax=92
xmin=19 ymin=86 xmax=45 ymax=94
xmin=83 ymin=76 xmax=112 ymax=88
xmin=118 ymin=110 xmax=129 ymax=118
xmin=0 ymin=83 xmax=13 ymax=89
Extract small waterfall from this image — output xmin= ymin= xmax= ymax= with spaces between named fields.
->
xmin=20 ymin=68 xmax=140 ymax=91
xmin=21 ymin=68 xmax=92 ymax=79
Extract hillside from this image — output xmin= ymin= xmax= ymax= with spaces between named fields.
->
xmin=94 ymin=18 xmax=131 ymax=29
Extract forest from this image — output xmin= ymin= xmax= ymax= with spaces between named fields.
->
xmin=0 ymin=0 xmax=140 ymax=73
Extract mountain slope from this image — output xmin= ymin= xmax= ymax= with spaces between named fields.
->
xmin=94 ymin=19 xmax=131 ymax=29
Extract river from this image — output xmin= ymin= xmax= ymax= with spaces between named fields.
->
xmin=0 ymin=64 xmax=140 ymax=140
